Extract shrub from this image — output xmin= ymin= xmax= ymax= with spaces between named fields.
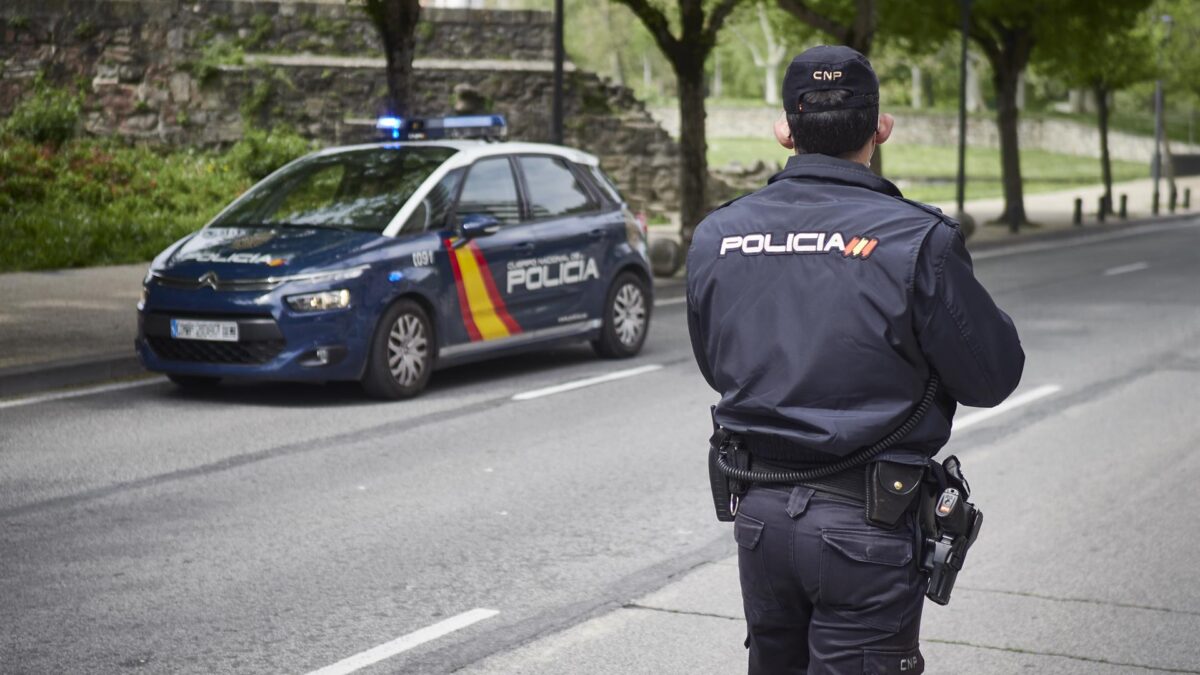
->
xmin=225 ymin=126 xmax=316 ymax=180
xmin=3 ymin=83 xmax=82 ymax=146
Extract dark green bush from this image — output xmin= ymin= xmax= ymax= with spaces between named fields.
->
xmin=3 ymin=83 xmax=82 ymax=146
xmin=226 ymin=126 xmax=316 ymax=180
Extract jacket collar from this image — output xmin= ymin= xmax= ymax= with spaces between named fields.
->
xmin=768 ymin=153 xmax=903 ymax=198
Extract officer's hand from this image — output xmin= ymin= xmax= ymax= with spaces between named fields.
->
xmin=774 ymin=113 xmax=794 ymax=150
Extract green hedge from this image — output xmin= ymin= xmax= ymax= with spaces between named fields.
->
xmin=0 ymin=130 xmax=316 ymax=272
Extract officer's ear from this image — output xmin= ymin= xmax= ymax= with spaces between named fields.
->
xmin=874 ymin=113 xmax=895 ymax=147
xmin=774 ymin=113 xmax=795 ymax=150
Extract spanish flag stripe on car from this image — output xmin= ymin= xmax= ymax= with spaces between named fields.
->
xmin=466 ymin=242 xmax=522 ymax=335
xmin=444 ymin=239 xmax=522 ymax=341
xmin=444 ymin=238 xmax=482 ymax=342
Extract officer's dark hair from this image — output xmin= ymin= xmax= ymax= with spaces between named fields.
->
xmin=786 ymin=90 xmax=878 ymax=158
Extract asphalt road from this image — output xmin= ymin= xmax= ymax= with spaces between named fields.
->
xmin=2 ymin=219 xmax=1199 ymax=674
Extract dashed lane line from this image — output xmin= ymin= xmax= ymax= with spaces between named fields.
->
xmin=304 ymin=609 xmax=500 ymax=675
xmin=1103 ymin=261 xmax=1150 ymax=276
xmin=953 ymin=384 xmax=1062 ymax=431
xmin=654 ymin=296 xmax=687 ymax=307
xmin=512 ymin=364 xmax=664 ymax=401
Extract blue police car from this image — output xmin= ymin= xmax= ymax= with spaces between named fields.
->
xmin=136 ymin=116 xmax=653 ymax=398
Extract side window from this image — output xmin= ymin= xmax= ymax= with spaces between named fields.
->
xmin=518 ymin=156 xmax=597 ymax=219
xmin=457 ymin=158 xmax=521 ymax=226
xmin=399 ymin=169 xmax=463 ymax=235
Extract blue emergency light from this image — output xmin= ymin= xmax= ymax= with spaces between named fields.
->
xmin=375 ymin=115 xmax=508 ymax=141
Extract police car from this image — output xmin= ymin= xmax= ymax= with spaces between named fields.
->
xmin=136 ymin=115 xmax=653 ymax=398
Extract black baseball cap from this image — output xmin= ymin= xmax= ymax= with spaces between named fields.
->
xmin=782 ymin=45 xmax=879 ymax=114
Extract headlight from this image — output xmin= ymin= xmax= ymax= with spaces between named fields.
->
xmin=289 ymin=265 xmax=369 ymax=285
xmin=287 ymin=289 xmax=351 ymax=312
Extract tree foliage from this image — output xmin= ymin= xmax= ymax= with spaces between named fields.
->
xmin=608 ymin=0 xmax=747 ymax=241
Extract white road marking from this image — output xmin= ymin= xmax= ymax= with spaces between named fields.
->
xmin=654 ymin=296 xmax=688 ymax=307
xmin=0 ymin=377 xmax=164 ymax=411
xmin=954 ymin=384 xmax=1062 ymax=431
xmin=304 ymin=609 xmax=499 ymax=675
xmin=972 ymin=219 xmax=1198 ymax=261
xmin=512 ymin=364 xmax=663 ymax=401
xmin=1103 ymin=261 xmax=1150 ymax=276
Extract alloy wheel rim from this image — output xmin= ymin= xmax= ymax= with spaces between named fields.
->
xmin=387 ymin=313 xmax=428 ymax=387
xmin=612 ymin=283 xmax=646 ymax=347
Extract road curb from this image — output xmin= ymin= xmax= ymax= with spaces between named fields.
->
xmin=0 ymin=353 xmax=147 ymax=400
xmin=965 ymin=212 xmax=1196 ymax=251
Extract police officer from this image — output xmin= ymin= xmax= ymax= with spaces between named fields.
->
xmin=686 ymin=46 xmax=1025 ymax=674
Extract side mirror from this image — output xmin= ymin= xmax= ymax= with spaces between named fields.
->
xmin=459 ymin=213 xmax=501 ymax=241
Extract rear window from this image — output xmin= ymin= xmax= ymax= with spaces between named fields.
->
xmin=585 ymin=165 xmax=624 ymax=206
xmin=518 ymin=156 xmax=597 ymax=219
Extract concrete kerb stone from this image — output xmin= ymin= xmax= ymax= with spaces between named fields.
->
xmin=0 ymin=353 xmax=147 ymax=401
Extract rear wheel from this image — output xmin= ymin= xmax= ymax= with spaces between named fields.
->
xmin=592 ymin=272 xmax=650 ymax=359
xmin=362 ymin=299 xmax=435 ymax=399
xmin=167 ymin=374 xmax=221 ymax=388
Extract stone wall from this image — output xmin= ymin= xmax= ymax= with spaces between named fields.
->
xmin=0 ymin=0 xmax=681 ymax=215
xmin=651 ymin=104 xmax=1200 ymax=165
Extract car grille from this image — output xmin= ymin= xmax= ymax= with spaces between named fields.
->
xmin=151 ymin=273 xmax=283 ymax=292
xmin=146 ymin=336 xmax=285 ymax=364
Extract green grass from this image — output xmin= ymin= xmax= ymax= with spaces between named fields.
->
xmin=0 ymin=131 xmax=314 ymax=272
xmin=708 ymin=138 xmax=1148 ymax=203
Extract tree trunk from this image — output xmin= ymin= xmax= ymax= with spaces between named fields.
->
xmin=763 ymin=58 xmax=778 ymax=106
xmin=911 ymin=65 xmax=923 ymax=109
xmin=1095 ymin=83 xmax=1112 ymax=215
xmin=993 ymin=62 xmax=1026 ymax=231
xmin=676 ymin=60 xmax=709 ymax=246
xmin=713 ymin=51 xmax=723 ymax=99
xmin=368 ymin=0 xmax=421 ymax=117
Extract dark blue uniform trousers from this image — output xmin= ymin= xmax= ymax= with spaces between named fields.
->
xmin=735 ymin=484 xmax=926 ymax=674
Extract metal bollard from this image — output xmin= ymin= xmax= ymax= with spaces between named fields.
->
xmin=1170 ymin=188 xmax=1178 ymax=213
xmin=1073 ymin=198 xmax=1083 ymax=226
xmin=1097 ymin=196 xmax=1106 ymax=223
xmin=1119 ymin=194 xmax=1128 ymax=219
xmin=1153 ymin=191 xmax=1160 ymax=215
xmin=1185 ymin=188 xmax=1192 ymax=210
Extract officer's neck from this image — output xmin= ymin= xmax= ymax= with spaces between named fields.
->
xmin=842 ymin=140 xmax=876 ymax=168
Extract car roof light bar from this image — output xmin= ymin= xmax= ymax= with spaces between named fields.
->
xmin=375 ymin=115 xmax=508 ymax=141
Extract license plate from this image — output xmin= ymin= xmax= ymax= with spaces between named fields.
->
xmin=170 ymin=319 xmax=239 ymax=342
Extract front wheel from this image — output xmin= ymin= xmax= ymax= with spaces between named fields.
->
xmin=592 ymin=272 xmax=650 ymax=359
xmin=362 ymin=299 xmax=435 ymax=399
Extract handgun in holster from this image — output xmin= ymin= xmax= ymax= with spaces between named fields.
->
xmin=708 ymin=407 xmax=750 ymax=522
xmin=920 ymin=455 xmax=984 ymax=605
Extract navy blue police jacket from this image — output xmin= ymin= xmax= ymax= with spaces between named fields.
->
xmin=687 ymin=153 xmax=1024 ymax=466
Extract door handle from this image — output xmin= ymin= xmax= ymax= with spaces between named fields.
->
xmin=588 ymin=229 xmax=607 ymax=239
xmin=514 ymin=242 xmax=536 ymax=253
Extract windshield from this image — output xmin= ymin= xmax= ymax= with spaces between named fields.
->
xmin=211 ymin=146 xmax=458 ymax=233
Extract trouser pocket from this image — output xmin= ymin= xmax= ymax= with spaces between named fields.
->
xmin=819 ymin=527 xmax=917 ymax=633
xmin=735 ymin=512 xmax=782 ymax=611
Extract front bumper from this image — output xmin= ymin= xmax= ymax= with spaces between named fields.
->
xmin=136 ymin=288 xmax=371 ymax=381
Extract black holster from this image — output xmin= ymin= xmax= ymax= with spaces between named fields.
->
xmin=708 ymin=407 xmax=750 ymax=522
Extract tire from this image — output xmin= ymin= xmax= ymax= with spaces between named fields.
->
xmin=592 ymin=271 xmax=651 ymax=359
xmin=167 ymin=374 xmax=221 ymax=388
xmin=361 ymin=299 xmax=435 ymax=399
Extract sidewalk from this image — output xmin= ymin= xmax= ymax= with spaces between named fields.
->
xmin=1 ymin=174 xmax=1196 ymax=399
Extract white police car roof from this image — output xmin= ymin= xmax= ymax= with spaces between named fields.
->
xmin=313 ymin=139 xmax=601 ymax=168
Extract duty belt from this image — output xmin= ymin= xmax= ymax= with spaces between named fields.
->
xmin=748 ymin=456 xmax=868 ymax=502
